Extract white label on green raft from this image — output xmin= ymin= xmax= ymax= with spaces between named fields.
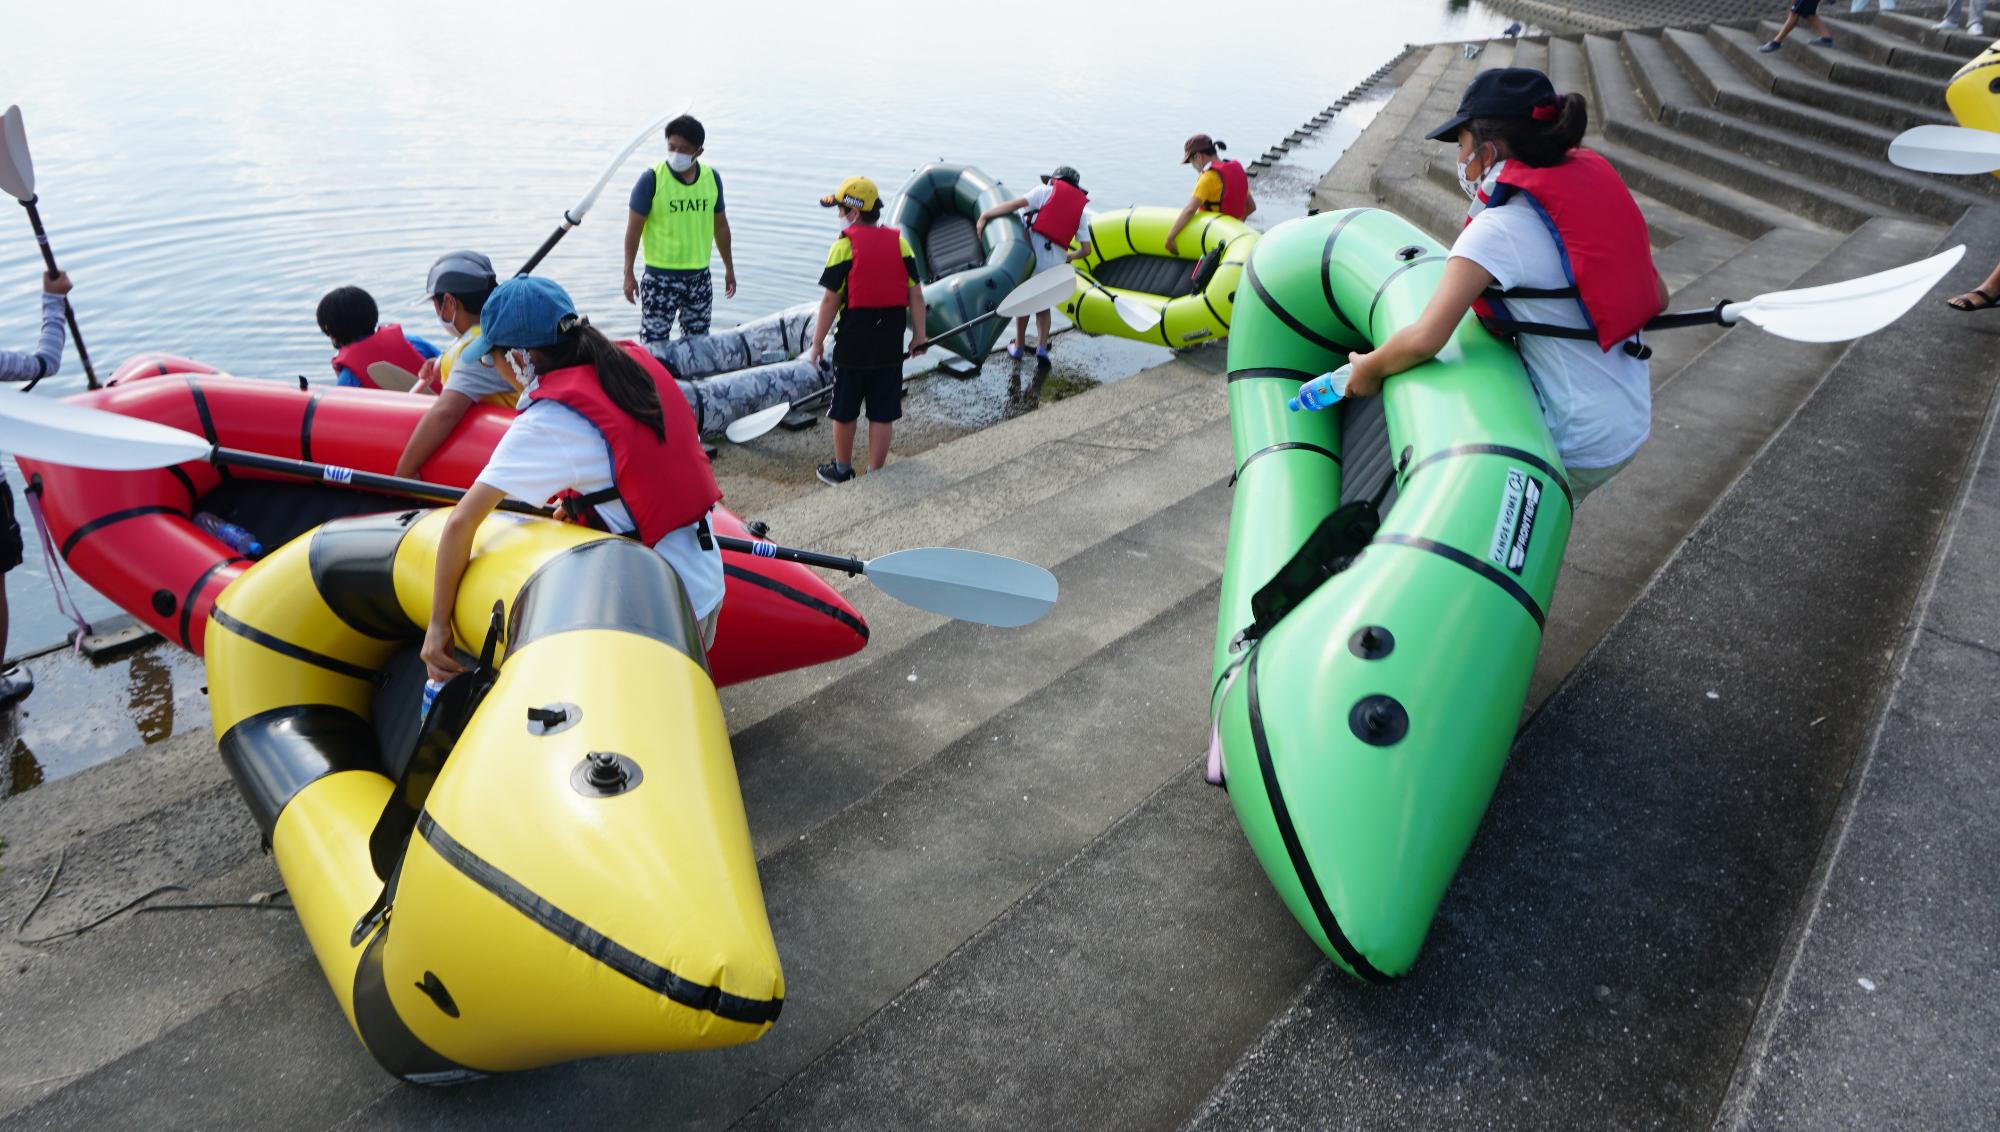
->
xmin=1489 ymin=468 xmax=1542 ymax=576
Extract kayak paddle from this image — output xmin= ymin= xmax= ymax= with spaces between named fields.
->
xmin=516 ymin=100 xmax=692 ymax=276
xmin=1886 ymin=125 xmax=2000 ymax=176
xmin=0 ymin=394 xmax=1059 ymax=628
xmin=0 ymin=105 xmax=98 ymax=391
xmin=1643 ymin=245 xmax=1965 ymax=343
xmin=366 ymin=361 xmax=426 ymax=393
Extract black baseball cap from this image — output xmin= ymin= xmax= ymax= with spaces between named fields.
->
xmin=1039 ymin=165 xmax=1083 ymax=190
xmin=1425 ymin=67 xmax=1559 ymax=141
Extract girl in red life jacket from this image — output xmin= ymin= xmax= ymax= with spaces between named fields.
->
xmin=1337 ymin=68 xmax=1669 ymax=503
xmin=976 ymin=166 xmax=1095 ymax=363
xmin=420 ymin=276 xmax=724 ymax=683
xmin=1165 ymin=134 xmax=1255 ymax=256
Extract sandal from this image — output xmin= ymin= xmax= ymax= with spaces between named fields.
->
xmin=1947 ymin=288 xmax=2000 ymax=312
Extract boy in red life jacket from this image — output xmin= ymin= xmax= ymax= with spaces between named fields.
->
xmin=976 ymin=166 xmax=1095 ymax=366
xmin=806 ymin=177 xmax=927 ymax=486
xmin=1165 ymin=134 xmax=1256 ymax=256
xmin=316 ymin=285 xmax=439 ymax=389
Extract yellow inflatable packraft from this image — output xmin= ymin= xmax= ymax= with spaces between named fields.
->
xmin=1061 ymin=206 xmax=1257 ymax=347
xmin=1948 ymin=39 xmax=2000 ymax=178
xmin=205 ymin=508 xmax=783 ymax=1082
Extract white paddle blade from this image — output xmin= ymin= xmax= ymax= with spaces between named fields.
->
xmin=1113 ymin=293 xmax=1164 ymax=333
xmin=1730 ymin=244 xmax=1967 ymax=343
xmin=568 ymin=99 xmax=692 ymax=223
xmin=1887 ymin=125 xmax=2000 ymax=176
xmin=0 ymin=393 xmax=213 ymax=470
xmin=724 ymin=401 xmax=791 ymax=443
xmin=864 ymin=547 xmax=1058 ymax=628
xmin=995 ymin=265 xmax=1079 ymax=319
xmin=0 ymin=105 xmax=35 ymax=201
xmin=367 ymin=361 xmax=424 ymax=392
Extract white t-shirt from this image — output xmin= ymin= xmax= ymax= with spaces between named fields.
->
xmin=476 ymin=398 xmax=725 ymax=620
xmin=1449 ymin=196 xmax=1652 ymax=471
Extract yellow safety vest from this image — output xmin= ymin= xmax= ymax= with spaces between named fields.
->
xmin=641 ymin=162 xmax=719 ymax=271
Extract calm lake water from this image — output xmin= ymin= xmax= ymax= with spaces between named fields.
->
xmin=0 ymin=0 xmax=1510 ymax=654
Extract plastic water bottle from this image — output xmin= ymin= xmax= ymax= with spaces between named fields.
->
xmin=1287 ymin=364 xmax=1354 ymax=413
xmin=193 ymin=512 xmax=264 ymax=558
xmin=420 ymin=678 xmax=447 ymax=722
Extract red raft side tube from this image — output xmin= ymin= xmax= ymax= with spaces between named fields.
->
xmin=18 ymin=369 xmax=868 ymax=687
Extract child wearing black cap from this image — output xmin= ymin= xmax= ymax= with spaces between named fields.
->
xmin=976 ymin=167 xmax=1095 ymax=364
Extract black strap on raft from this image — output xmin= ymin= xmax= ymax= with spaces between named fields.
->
xmin=1230 ymin=473 xmax=1394 ymax=652
xmin=549 ymin=488 xmax=714 ymax=551
xmin=1191 ymin=244 xmax=1226 ymax=292
xmin=363 ymin=602 xmax=505 ymax=888
xmin=1479 ymin=285 xmax=1653 ymax=359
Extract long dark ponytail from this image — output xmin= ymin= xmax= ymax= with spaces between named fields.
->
xmin=1470 ymin=91 xmax=1590 ymax=168
xmin=542 ymin=319 xmax=666 ymax=440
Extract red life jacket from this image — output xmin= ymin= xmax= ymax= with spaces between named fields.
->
xmin=1028 ymin=180 xmax=1088 ymax=247
xmin=330 ymin=325 xmax=427 ymax=388
xmin=1205 ymin=159 xmax=1250 ymax=220
xmin=1468 ymin=150 xmax=1662 ymax=354
xmin=844 ymin=224 xmax=908 ymax=309
xmin=531 ymin=341 xmax=721 ymax=545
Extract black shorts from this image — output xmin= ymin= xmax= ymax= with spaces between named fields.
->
xmin=1790 ymin=0 xmax=1818 ymax=15
xmin=827 ymin=363 xmax=903 ymax=425
xmin=0 ymin=483 xmax=23 ymax=574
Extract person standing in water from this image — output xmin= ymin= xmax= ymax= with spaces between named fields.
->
xmin=976 ymin=166 xmax=1094 ymax=365
xmin=807 ymin=177 xmax=926 ymax=486
xmin=420 ymin=275 xmax=725 ymax=683
xmin=1164 ymin=134 xmax=1255 ymax=256
xmin=0 ymin=269 xmax=76 ymax=702
xmin=624 ymin=114 xmax=737 ymax=350
xmin=1332 ymin=68 xmax=1668 ymax=503
xmin=395 ymin=251 xmax=522 ymax=478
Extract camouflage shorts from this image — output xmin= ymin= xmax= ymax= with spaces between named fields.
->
xmin=640 ymin=269 xmax=713 ymax=347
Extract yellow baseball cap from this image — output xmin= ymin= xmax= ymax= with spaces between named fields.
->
xmin=818 ymin=176 xmax=881 ymax=211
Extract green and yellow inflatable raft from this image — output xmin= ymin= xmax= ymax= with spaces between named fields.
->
xmin=207 ymin=508 xmax=783 ymax=1081
xmin=1061 ymin=206 xmax=1256 ymax=348
xmin=1211 ymin=208 xmax=1575 ymax=981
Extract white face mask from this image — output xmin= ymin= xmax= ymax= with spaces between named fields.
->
xmin=666 ymin=150 xmax=696 ymax=173
xmin=1456 ymin=150 xmax=1483 ymax=200
xmin=508 ymin=349 xmax=538 ymax=389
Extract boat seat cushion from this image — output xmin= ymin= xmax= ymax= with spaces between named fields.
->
xmin=1091 ymin=253 xmax=1199 ymax=299
xmin=923 ymin=213 xmax=985 ymax=282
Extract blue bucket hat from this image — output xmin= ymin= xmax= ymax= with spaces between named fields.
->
xmin=465 ymin=275 xmax=578 ymax=359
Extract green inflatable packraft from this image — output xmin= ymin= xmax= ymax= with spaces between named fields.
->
xmin=1212 ymin=207 xmax=1575 ymax=981
xmin=888 ymin=163 xmax=1034 ymax=362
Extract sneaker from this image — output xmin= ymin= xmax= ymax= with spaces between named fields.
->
xmin=1811 ymin=35 xmax=1834 ymax=46
xmin=1035 ymin=346 xmax=1052 ymax=366
xmin=815 ymin=462 xmax=855 ymax=486
xmin=0 ymin=665 xmax=33 ymax=704
xmin=1006 ymin=343 xmax=1024 ymax=360
xmin=1973 ymin=22 xmax=1986 ymax=35
xmin=1758 ymin=39 xmax=1782 ymax=52
xmin=1934 ymin=20 xmax=1956 ymax=30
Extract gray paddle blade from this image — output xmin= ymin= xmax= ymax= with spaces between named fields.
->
xmin=1113 ymin=293 xmax=1164 ymax=333
xmin=724 ymin=401 xmax=790 ymax=443
xmin=0 ymin=392 xmax=214 ymax=470
xmin=863 ymin=547 xmax=1058 ymax=628
xmin=0 ymin=106 xmax=34 ymax=201
xmin=1728 ymin=244 xmax=1966 ymax=343
xmin=996 ymin=265 xmax=1079 ymax=319
xmin=367 ymin=361 xmax=423 ymax=392
xmin=1887 ymin=125 xmax=2000 ymax=176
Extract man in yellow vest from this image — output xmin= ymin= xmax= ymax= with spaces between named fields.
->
xmin=623 ymin=115 xmax=736 ymax=351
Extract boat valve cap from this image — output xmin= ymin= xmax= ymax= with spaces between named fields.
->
xmin=1349 ymin=626 xmax=1395 ymax=659
xmin=573 ymin=750 xmax=643 ymax=797
xmin=1349 ymin=695 xmax=1409 ymax=747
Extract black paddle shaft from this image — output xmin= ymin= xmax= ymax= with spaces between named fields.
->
xmin=17 ymin=197 xmax=97 ymax=390
xmin=1643 ymin=300 xmax=1734 ymax=333
xmin=208 ymin=447 xmax=869 ymax=576
xmin=516 ymin=212 xmax=580 ymax=276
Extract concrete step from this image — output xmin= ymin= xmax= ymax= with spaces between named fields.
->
xmin=1378 ymin=162 xmax=1483 ymax=245
xmin=1710 ymin=23 xmax=1953 ymax=131
xmin=1875 ymin=9 xmax=1993 ymax=55
xmin=1314 ymin=45 xmax=1460 ymax=214
xmin=1546 ymin=28 xmax=1591 ymax=95
xmin=1187 ymin=204 xmax=2000 ymax=1131
xmin=1759 ymin=20 xmax=1951 ymax=106
xmin=1513 ymin=35 xmax=1551 ymax=73
xmin=1617 ymin=29 xmax=1997 ymax=221
xmin=1715 ymin=352 xmax=2000 ymax=1131
xmin=1533 ymin=218 xmax=1932 ymax=710
xmin=1825 ymin=12 xmax=1968 ymax=78
xmin=1588 ymin=134 xmax=1820 ymax=238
